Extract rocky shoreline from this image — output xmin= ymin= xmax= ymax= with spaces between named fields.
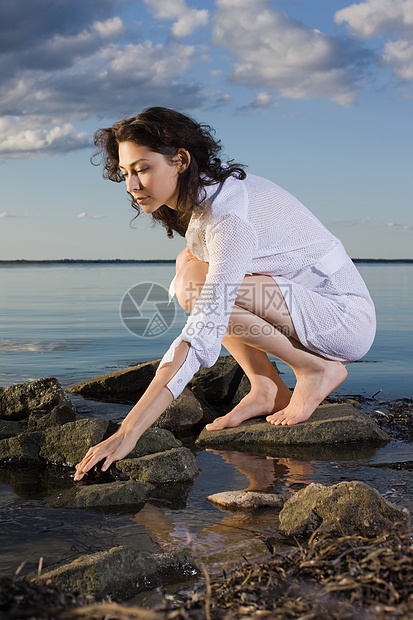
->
xmin=0 ymin=357 xmax=412 ymax=618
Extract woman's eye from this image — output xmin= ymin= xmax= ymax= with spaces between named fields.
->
xmin=136 ymin=168 xmax=148 ymax=174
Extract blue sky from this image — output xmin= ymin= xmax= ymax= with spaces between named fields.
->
xmin=0 ymin=0 xmax=412 ymax=260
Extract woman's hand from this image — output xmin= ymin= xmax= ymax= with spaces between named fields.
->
xmin=74 ymin=426 xmax=139 ymax=481
xmin=73 ymin=341 xmax=188 ymax=482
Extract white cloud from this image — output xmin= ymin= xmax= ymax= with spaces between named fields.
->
xmin=143 ymin=0 xmax=208 ymax=38
xmin=107 ymin=41 xmax=195 ymax=83
xmin=0 ymin=119 xmax=91 ymax=158
xmin=0 ymin=2 xmax=206 ymax=160
xmin=77 ymin=212 xmax=105 ymax=219
xmin=0 ymin=41 xmax=200 ymax=119
xmin=387 ymin=221 xmax=413 ymax=230
xmin=0 ymin=212 xmax=40 ymax=218
xmin=93 ymin=16 xmax=124 ymax=38
xmin=213 ymin=0 xmax=362 ymax=105
xmin=0 ymin=40 xmax=202 ymax=159
xmin=383 ymin=37 xmax=413 ymax=78
xmin=335 ymin=0 xmax=413 ymax=80
xmin=335 ymin=0 xmax=413 ymax=39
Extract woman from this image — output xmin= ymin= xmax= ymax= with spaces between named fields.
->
xmin=74 ymin=107 xmax=375 ymax=481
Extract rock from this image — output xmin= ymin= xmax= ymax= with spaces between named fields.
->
xmin=65 ymin=361 xmax=159 ymax=403
xmin=66 ymin=356 xmax=242 ymax=418
xmin=115 ymin=447 xmax=199 ymax=484
xmin=0 ymin=431 xmax=43 ymax=463
xmin=279 ymin=481 xmax=411 ymax=539
xmin=154 ymin=388 xmax=216 ymax=435
xmin=0 ymin=420 xmax=23 ymax=440
xmin=208 ymin=490 xmax=286 ymax=511
xmin=50 ymin=480 xmax=149 ymax=511
xmin=0 ymin=377 xmax=77 ymax=424
xmin=127 ymin=427 xmax=183 ymax=457
xmin=26 ymin=406 xmax=77 ymax=432
xmin=0 ymin=418 xmax=111 ymax=466
xmin=39 ymin=418 xmax=112 ymax=467
xmin=34 ymin=545 xmax=198 ymax=599
xmin=0 ymin=420 xmax=186 ymax=475
xmin=188 ymin=355 xmax=244 ymax=403
xmin=199 ymin=538 xmax=272 ymax=566
xmin=197 ymin=403 xmax=389 ymax=448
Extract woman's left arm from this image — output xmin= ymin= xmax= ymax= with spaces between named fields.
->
xmin=74 ymin=340 xmax=190 ymax=480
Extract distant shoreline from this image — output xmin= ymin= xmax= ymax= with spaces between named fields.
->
xmin=0 ymin=258 xmax=412 ymax=265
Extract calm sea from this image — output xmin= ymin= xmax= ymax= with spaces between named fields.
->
xmin=1 ymin=262 xmax=412 ymax=400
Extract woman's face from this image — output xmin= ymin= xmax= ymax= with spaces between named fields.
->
xmin=118 ymin=141 xmax=186 ymax=213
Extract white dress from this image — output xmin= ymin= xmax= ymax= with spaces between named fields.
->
xmin=156 ymin=173 xmax=376 ymax=399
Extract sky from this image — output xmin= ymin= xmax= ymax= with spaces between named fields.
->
xmin=0 ymin=0 xmax=412 ymax=260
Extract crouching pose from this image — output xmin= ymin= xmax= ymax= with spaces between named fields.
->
xmin=74 ymin=107 xmax=375 ymax=481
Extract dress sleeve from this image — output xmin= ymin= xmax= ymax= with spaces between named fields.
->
xmin=156 ymin=212 xmax=258 ymax=399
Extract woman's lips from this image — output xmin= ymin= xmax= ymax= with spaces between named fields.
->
xmin=134 ymin=195 xmax=149 ymax=204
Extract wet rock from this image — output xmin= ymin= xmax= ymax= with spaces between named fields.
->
xmin=0 ymin=377 xmax=77 ymax=425
xmin=0 ymin=419 xmax=187 ymax=479
xmin=279 ymin=481 xmax=411 ymax=539
xmin=115 ymin=447 xmax=199 ymax=484
xmin=38 ymin=418 xmax=112 ymax=467
xmin=197 ymin=403 xmax=389 ymax=448
xmin=26 ymin=406 xmax=77 ymax=432
xmin=65 ymin=360 xmax=160 ymax=403
xmin=50 ymin=480 xmax=149 ymax=511
xmin=34 ymin=545 xmax=198 ymax=599
xmin=127 ymin=427 xmax=183 ymax=457
xmin=0 ymin=418 xmax=110 ymax=466
xmin=154 ymin=388 xmax=216 ymax=435
xmin=0 ymin=431 xmax=43 ymax=463
xmin=188 ymin=355 xmax=244 ymax=403
xmin=208 ymin=490 xmax=286 ymax=511
xmin=147 ymin=481 xmax=194 ymax=510
xmin=199 ymin=538 xmax=271 ymax=567
xmin=0 ymin=420 xmax=22 ymax=440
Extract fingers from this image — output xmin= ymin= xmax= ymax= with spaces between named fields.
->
xmin=74 ymin=445 xmax=110 ymax=481
xmin=73 ymin=431 xmax=132 ymax=482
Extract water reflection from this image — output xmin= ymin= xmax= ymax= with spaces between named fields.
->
xmin=132 ymin=450 xmax=318 ymax=565
xmin=207 ymin=450 xmax=315 ymax=492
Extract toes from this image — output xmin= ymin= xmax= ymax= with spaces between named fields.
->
xmin=206 ymin=416 xmax=224 ymax=431
xmin=266 ymin=412 xmax=285 ymax=425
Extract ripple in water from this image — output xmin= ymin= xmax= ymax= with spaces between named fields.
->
xmin=0 ymin=339 xmax=71 ymax=353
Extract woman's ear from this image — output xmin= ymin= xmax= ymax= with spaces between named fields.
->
xmin=174 ymin=148 xmax=191 ymax=173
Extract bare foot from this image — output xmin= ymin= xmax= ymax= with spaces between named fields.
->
xmin=206 ymin=378 xmax=291 ymax=431
xmin=266 ymin=360 xmax=347 ymax=426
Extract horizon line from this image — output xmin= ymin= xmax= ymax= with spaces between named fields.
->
xmin=1 ymin=258 xmax=413 ymax=265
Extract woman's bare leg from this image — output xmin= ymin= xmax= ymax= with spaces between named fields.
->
xmin=206 ymin=337 xmax=292 ymax=429
xmin=174 ymin=260 xmax=347 ymax=427
xmin=174 ymin=257 xmax=291 ymax=425
xmin=219 ymin=303 xmax=347 ymax=427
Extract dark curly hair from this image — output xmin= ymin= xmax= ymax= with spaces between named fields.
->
xmin=92 ymin=107 xmax=246 ymax=238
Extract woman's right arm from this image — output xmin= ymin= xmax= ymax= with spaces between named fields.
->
xmin=73 ymin=340 xmax=190 ymax=481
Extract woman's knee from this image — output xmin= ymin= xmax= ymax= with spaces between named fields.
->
xmin=175 ymin=260 xmax=209 ymax=312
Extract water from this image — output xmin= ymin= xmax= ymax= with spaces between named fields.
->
xmin=1 ymin=262 xmax=412 ymax=398
xmin=1 ymin=262 xmax=413 ymax=581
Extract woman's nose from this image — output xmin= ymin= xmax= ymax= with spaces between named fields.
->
xmin=126 ymin=173 xmax=141 ymax=193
